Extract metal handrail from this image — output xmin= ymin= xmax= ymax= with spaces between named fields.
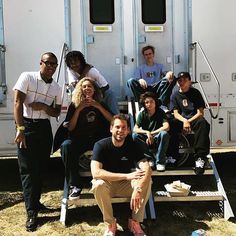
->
xmin=56 ymin=43 xmax=68 ymax=83
xmin=190 ymin=41 xmax=220 ymax=119
xmin=55 ymin=43 xmax=69 ymax=122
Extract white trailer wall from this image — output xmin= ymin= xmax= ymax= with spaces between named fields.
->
xmin=192 ymin=0 xmax=236 ymax=146
xmin=0 ymin=0 xmax=66 ymax=155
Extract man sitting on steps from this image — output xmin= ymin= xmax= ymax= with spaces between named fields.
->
xmin=169 ymin=72 xmax=210 ymax=175
xmin=91 ymin=114 xmax=152 ymax=236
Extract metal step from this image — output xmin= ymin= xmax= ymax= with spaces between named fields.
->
xmin=154 ymin=191 xmax=224 ymax=202
xmin=69 ymin=190 xmax=224 ymax=206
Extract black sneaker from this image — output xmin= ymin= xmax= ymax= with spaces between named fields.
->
xmin=194 ymin=157 xmax=206 ymax=175
xmin=69 ymin=186 xmax=82 ymax=200
xmin=26 ymin=211 xmax=38 ymax=232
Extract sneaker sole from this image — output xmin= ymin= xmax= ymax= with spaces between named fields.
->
xmin=69 ymin=196 xmax=80 ymax=200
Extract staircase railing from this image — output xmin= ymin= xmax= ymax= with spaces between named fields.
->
xmin=190 ymin=41 xmax=220 ymax=119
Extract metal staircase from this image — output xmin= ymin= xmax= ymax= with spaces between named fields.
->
xmin=127 ymin=98 xmax=234 ymax=221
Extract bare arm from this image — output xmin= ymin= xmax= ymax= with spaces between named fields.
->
xmin=151 ymin=121 xmax=170 ymax=135
xmin=90 ymin=100 xmax=113 ymax=122
xmin=173 ymin=108 xmax=204 ymax=134
xmin=28 ymin=102 xmax=61 ymax=117
xmin=14 ymin=90 xmax=26 ymax=148
xmin=91 ymin=160 xmax=146 ymax=182
xmin=188 ymin=107 xmax=204 ymax=123
xmin=130 ymin=159 xmax=152 ymax=213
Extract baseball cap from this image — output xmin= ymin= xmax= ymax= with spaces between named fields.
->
xmin=177 ymin=72 xmax=191 ymax=80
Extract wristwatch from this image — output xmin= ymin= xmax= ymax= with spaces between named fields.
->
xmin=134 ymin=186 xmax=142 ymax=193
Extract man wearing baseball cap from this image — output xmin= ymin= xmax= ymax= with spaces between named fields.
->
xmin=169 ymin=72 xmax=210 ymax=175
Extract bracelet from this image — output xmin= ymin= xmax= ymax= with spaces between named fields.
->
xmin=16 ymin=126 xmax=25 ymax=132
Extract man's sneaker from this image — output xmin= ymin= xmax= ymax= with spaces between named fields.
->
xmin=69 ymin=186 xmax=82 ymax=200
xmin=103 ymin=220 xmax=117 ymax=236
xmin=128 ymin=219 xmax=146 ymax=236
xmin=194 ymin=157 xmax=205 ymax=175
xmin=156 ymin=164 xmax=166 ymax=172
xmin=26 ymin=211 xmax=38 ymax=232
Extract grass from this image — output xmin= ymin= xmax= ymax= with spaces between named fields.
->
xmin=0 ymin=154 xmax=236 ymax=235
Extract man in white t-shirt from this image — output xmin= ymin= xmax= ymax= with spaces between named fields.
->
xmin=13 ymin=52 xmax=62 ymax=232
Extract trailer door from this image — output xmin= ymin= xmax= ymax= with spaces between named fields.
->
xmin=135 ymin=0 xmax=190 ymax=73
xmin=82 ymin=0 xmax=124 ymax=100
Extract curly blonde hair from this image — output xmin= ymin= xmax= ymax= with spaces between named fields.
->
xmin=72 ymin=77 xmax=102 ymax=108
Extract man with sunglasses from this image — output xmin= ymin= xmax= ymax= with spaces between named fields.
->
xmin=127 ymin=45 xmax=176 ymax=108
xmin=13 ymin=52 xmax=62 ymax=232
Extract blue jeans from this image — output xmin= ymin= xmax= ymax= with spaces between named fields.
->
xmin=103 ymin=89 xmax=119 ymax=114
xmin=127 ymin=77 xmax=176 ymax=107
xmin=132 ymin=131 xmax=170 ymax=165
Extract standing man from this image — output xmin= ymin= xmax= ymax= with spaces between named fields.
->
xmin=13 ymin=52 xmax=62 ymax=232
xmin=127 ymin=45 xmax=176 ymax=108
xmin=169 ymin=72 xmax=210 ymax=175
xmin=91 ymin=114 xmax=152 ymax=236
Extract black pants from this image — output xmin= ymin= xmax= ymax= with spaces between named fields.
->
xmin=17 ymin=118 xmax=53 ymax=214
xmin=60 ymin=134 xmax=107 ymax=188
xmin=168 ymin=117 xmax=210 ymax=160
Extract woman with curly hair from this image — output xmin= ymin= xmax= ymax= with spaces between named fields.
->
xmin=61 ymin=77 xmax=113 ymax=200
xmin=65 ymin=50 xmax=119 ymax=114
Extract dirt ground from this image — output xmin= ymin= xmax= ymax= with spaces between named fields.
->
xmin=0 ymin=152 xmax=236 ymax=236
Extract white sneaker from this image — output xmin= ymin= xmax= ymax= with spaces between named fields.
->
xmin=69 ymin=186 xmax=82 ymax=200
xmin=156 ymin=164 xmax=166 ymax=172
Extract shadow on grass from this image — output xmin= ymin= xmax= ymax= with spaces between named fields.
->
xmin=0 ymin=192 xmax=23 ymax=211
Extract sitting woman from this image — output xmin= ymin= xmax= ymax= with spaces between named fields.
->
xmin=61 ymin=77 xmax=113 ymax=200
xmin=133 ymin=92 xmax=170 ymax=171
xmin=65 ymin=50 xmax=119 ymax=114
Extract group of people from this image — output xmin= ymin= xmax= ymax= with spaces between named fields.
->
xmin=13 ymin=45 xmax=210 ymax=235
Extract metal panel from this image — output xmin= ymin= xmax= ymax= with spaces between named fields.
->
xmin=228 ymin=111 xmax=236 ymax=142
xmin=82 ymin=0 xmax=124 ymax=100
xmin=134 ymin=0 xmax=189 ymax=74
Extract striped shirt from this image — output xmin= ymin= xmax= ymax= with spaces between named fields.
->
xmin=13 ymin=71 xmax=62 ymax=119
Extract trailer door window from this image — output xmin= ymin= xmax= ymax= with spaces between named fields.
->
xmin=89 ymin=0 xmax=114 ymax=24
xmin=142 ymin=0 xmax=166 ymax=24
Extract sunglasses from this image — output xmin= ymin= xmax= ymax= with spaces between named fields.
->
xmin=41 ymin=60 xmax=58 ymax=67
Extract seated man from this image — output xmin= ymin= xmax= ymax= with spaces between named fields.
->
xmin=169 ymin=72 xmax=210 ymax=175
xmin=133 ymin=92 xmax=170 ymax=171
xmin=65 ymin=50 xmax=119 ymax=114
xmin=91 ymin=114 xmax=152 ymax=236
xmin=127 ymin=45 xmax=176 ymax=108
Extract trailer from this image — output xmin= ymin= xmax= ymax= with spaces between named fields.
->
xmin=0 ymin=0 xmax=236 ymax=155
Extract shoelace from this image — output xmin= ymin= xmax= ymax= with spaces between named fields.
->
xmin=196 ymin=158 xmax=205 ymax=168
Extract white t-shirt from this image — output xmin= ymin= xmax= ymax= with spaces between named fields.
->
xmin=67 ymin=67 xmax=108 ymax=88
xmin=13 ymin=71 xmax=62 ymax=119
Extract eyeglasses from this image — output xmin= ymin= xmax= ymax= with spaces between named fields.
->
xmin=41 ymin=60 xmax=58 ymax=67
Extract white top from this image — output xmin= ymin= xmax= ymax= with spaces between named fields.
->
xmin=13 ymin=71 xmax=62 ymax=119
xmin=67 ymin=67 xmax=108 ymax=88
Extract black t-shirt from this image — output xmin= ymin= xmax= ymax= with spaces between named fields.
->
xmin=92 ymin=135 xmax=145 ymax=173
xmin=170 ymin=87 xmax=205 ymax=119
xmin=65 ymin=102 xmax=110 ymax=139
